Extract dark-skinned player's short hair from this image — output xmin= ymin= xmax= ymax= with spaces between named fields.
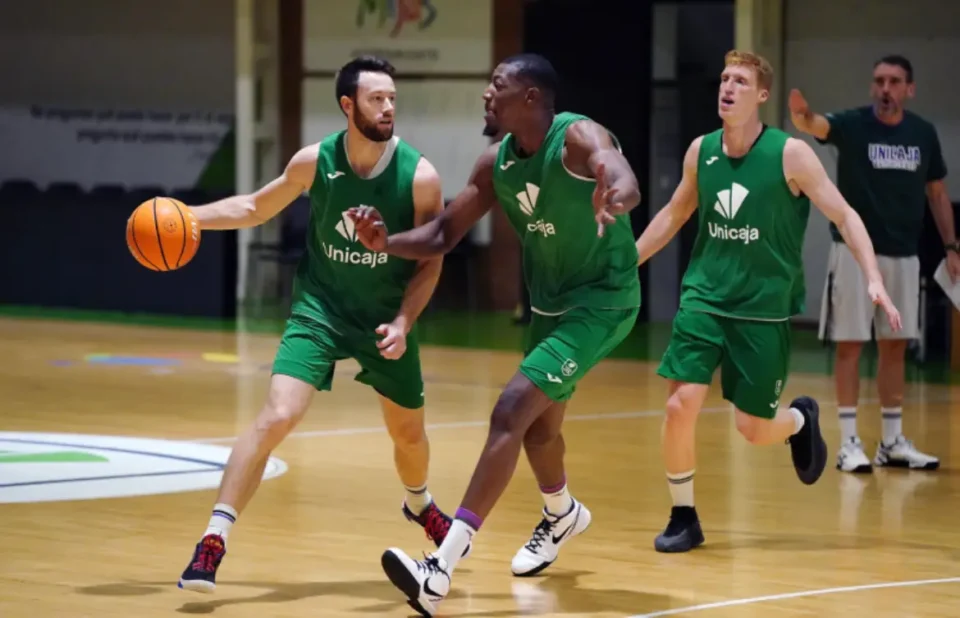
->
xmin=502 ymin=53 xmax=559 ymax=106
xmin=335 ymin=55 xmax=396 ymax=113
xmin=875 ymin=55 xmax=913 ymax=83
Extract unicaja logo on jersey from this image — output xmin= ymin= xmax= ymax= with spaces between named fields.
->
xmin=516 ymin=183 xmax=556 ymax=237
xmin=324 ymin=210 xmax=388 ymax=268
xmin=709 ymin=182 xmax=758 ymax=244
xmin=516 ymin=183 xmax=539 ymax=216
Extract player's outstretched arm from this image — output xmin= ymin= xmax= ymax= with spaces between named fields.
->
xmin=564 ymin=120 xmax=641 ymax=231
xmin=189 ymin=145 xmax=316 ymax=230
xmin=784 ymin=138 xmax=902 ymax=331
xmin=349 ymin=144 xmax=499 ymax=259
xmin=634 ymin=136 xmax=702 ymax=266
xmin=389 ymin=158 xmax=446 ymax=338
xmin=788 ymin=89 xmax=831 ymax=141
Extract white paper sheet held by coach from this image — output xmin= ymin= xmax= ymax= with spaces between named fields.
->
xmin=933 ymin=259 xmax=960 ymax=310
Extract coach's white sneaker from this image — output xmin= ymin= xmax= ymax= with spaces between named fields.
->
xmin=381 ymin=548 xmax=449 ymax=617
xmin=837 ymin=436 xmax=873 ymax=473
xmin=874 ymin=436 xmax=940 ymax=470
xmin=511 ymin=498 xmax=592 ymax=577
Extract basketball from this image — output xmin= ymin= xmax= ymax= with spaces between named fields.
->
xmin=126 ymin=197 xmax=201 ymax=271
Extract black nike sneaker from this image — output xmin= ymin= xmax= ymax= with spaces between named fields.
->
xmin=787 ymin=395 xmax=828 ymax=485
xmin=654 ymin=505 xmax=705 ymax=553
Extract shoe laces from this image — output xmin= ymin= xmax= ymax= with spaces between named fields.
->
xmin=421 ymin=504 xmax=451 ymax=543
xmin=884 ymin=435 xmax=912 ymax=449
xmin=418 ymin=554 xmax=446 ymax=576
xmin=192 ymin=535 xmax=225 ymax=572
xmin=523 ymin=516 xmax=556 ymax=552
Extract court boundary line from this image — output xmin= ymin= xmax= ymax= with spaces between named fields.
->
xmin=628 ymin=576 xmax=960 ymax=616
xmin=186 ymin=394 xmax=952 ymax=445
xmin=188 ymin=405 xmax=733 ymax=444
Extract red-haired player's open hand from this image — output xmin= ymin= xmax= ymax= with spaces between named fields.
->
xmin=347 ymin=206 xmax=388 ymax=252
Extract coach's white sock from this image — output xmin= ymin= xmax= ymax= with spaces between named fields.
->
xmin=204 ymin=503 xmax=238 ymax=541
xmin=838 ymin=406 xmax=858 ymax=442
xmin=881 ymin=407 xmax=903 ymax=445
xmin=666 ymin=470 xmax=695 ymax=507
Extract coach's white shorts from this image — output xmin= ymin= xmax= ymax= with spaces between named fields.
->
xmin=818 ymin=241 xmax=920 ymax=341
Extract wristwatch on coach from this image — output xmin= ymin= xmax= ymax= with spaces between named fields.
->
xmin=946 ymin=241 xmax=960 ymax=254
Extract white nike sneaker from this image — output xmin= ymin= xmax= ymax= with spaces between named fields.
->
xmin=874 ymin=435 xmax=940 ymax=470
xmin=511 ymin=498 xmax=592 ymax=577
xmin=381 ymin=548 xmax=449 ymax=617
xmin=836 ymin=436 xmax=873 ymax=473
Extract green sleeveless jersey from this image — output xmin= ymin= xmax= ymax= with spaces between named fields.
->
xmin=680 ymin=126 xmax=810 ymax=320
xmin=289 ymin=132 xmax=421 ymax=333
xmin=492 ymin=112 xmax=641 ymax=315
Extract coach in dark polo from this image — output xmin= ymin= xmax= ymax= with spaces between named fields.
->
xmin=789 ymin=54 xmax=959 ymax=475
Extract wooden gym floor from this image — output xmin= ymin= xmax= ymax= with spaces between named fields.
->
xmin=2 ymin=316 xmax=959 ymax=617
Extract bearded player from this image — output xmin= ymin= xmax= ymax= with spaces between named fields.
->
xmin=176 ymin=56 xmax=464 ymax=592
xmin=634 ymin=50 xmax=903 ymax=553
xmin=349 ymin=53 xmax=641 ymax=616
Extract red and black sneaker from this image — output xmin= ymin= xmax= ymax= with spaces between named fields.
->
xmin=402 ymin=501 xmax=472 ymax=558
xmin=178 ymin=533 xmax=226 ymax=593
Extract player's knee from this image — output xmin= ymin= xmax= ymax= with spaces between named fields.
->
xmin=734 ymin=411 xmax=765 ymax=444
xmin=664 ymin=393 xmax=696 ymax=425
xmin=387 ymin=415 xmax=426 ymax=450
xmin=256 ymin=401 xmax=305 ymax=443
xmin=489 ymin=385 xmax=530 ymax=436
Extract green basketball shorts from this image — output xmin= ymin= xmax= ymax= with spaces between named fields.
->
xmin=520 ymin=306 xmax=638 ymax=402
xmin=272 ymin=313 xmax=424 ymax=409
xmin=657 ymin=308 xmax=791 ymax=419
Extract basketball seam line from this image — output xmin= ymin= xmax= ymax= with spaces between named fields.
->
xmin=152 ymin=197 xmax=170 ymax=270
xmin=174 ymin=200 xmax=187 ymax=268
xmin=130 ymin=207 xmax=161 ymax=271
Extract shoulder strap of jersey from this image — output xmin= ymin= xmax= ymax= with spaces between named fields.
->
xmin=697 ymin=129 xmax=722 ymax=171
xmin=308 ymin=131 xmax=346 ymax=201
xmin=393 ymin=138 xmax=422 ymax=208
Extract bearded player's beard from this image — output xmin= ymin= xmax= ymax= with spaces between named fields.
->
xmin=353 ymin=110 xmax=393 ymax=142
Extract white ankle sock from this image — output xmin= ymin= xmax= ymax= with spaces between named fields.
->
xmin=404 ymin=483 xmax=433 ymax=515
xmin=881 ymin=407 xmax=902 ymax=445
xmin=666 ymin=470 xmax=695 ymax=507
xmin=204 ymin=503 xmax=238 ymax=540
xmin=541 ymin=483 xmax=573 ymax=517
xmin=838 ymin=406 xmax=857 ymax=442
xmin=789 ymin=407 xmax=806 ymax=434
xmin=436 ymin=519 xmax=474 ymax=573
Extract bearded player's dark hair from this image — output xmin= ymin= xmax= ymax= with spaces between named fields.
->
xmin=335 ymin=55 xmax=397 ymax=114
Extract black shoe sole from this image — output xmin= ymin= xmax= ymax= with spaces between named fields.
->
xmin=790 ymin=397 xmax=828 ymax=485
xmin=837 ymin=462 xmax=874 ymax=474
xmin=654 ymin=527 xmax=705 ymax=553
xmin=381 ymin=551 xmax=431 ymax=617
xmin=877 ymin=459 xmax=941 ymax=471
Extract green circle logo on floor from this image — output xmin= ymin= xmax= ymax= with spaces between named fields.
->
xmin=0 ymin=432 xmax=287 ymax=504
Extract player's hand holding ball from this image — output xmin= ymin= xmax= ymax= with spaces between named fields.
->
xmin=126 ymin=197 xmax=201 ymax=271
xmin=347 ymin=205 xmax=388 ymax=252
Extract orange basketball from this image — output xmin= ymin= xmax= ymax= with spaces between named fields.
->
xmin=126 ymin=197 xmax=201 ymax=271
